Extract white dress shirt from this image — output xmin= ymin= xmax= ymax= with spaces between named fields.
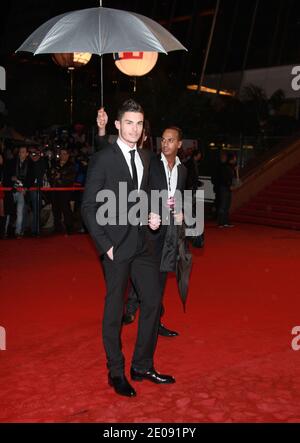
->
xmin=117 ymin=137 xmax=143 ymax=190
xmin=161 ymin=153 xmax=181 ymax=197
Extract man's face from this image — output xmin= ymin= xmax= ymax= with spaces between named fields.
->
xmin=161 ymin=129 xmax=182 ymax=158
xmin=115 ymin=112 xmax=144 ymax=147
xmin=59 ymin=150 xmax=69 ymax=162
xmin=19 ymin=147 xmax=28 ymax=161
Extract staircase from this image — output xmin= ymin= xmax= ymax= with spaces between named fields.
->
xmin=232 ymin=165 xmax=300 ymax=230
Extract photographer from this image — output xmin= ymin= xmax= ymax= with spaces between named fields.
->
xmin=28 ymin=148 xmax=48 ymax=236
xmin=3 ymin=146 xmax=34 ymax=238
xmin=49 ymin=148 xmax=76 ymax=235
xmin=74 ymin=145 xmax=89 ymax=186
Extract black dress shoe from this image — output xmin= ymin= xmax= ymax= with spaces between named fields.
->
xmin=158 ymin=323 xmax=179 ymax=337
xmin=130 ymin=367 xmax=175 ymax=384
xmin=108 ymin=373 xmax=136 ymax=397
xmin=122 ymin=312 xmax=136 ymax=325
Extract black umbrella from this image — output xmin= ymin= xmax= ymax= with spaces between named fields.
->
xmin=176 ymin=225 xmax=193 ymax=311
xmin=160 ymin=217 xmax=192 ymax=311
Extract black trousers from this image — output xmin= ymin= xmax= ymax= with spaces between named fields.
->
xmin=52 ymin=191 xmax=73 ymax=232
xmin=100 ymin=236 xmax=162 ymax=377
xmin=126 ymin=271 xmax=167 ymax=318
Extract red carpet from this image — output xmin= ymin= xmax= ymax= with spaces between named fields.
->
xmin=1 ymin=224 xmax=300 ymax=423
xmin=233 ymin=165 xmax=300 ymax=230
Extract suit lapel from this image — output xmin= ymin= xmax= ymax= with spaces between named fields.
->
xmin=176 ymin=164 xmax=184 ymax=191
xmin=157 ymin=158 xmax=168 ymax=190
xmin=138 ymin=149 xmax=148 ymax=191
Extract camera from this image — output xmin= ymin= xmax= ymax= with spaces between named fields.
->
xmin=13 ymin=179 xmax=24 ymax=191
xmin=14 ymin=179 xmax=23 ymax=187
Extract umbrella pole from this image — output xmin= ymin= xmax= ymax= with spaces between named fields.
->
xmin=99 ymin=0 xmax=103 ymax=106
xmin=100 ymin=55 xmax=103 ymax=107
xmin=69 ymin=68 xmax=74 ymax=125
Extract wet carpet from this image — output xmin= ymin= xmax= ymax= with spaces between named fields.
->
xmin=1 ymin=224 xmax=300 ymax=422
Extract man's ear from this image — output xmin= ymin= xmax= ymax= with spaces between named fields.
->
xmin=115 ymin=120 xmax=120 ymax=131
xmin=178 ymin=141 xmax=183 ymax=150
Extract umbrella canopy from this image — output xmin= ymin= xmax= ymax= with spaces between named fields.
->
xmin=16 ymin=6 xmax=187 ymax=106
xmin=16 ymin=7 xmax=187 ymax=56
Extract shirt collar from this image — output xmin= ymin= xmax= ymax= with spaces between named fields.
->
xmin=160 ymin=153 xmax=181 ymax=167
xmin=117 ymin=137 xmax=137 ymax=155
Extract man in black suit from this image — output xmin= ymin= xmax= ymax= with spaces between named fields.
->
xmin=147 ymin=127 xmax=187 ymax=298
xmin=81 ymin=99 xmax=175 ymax=398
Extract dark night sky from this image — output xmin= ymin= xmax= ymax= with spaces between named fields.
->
xmin=2 ymin=0 xmax=300 ymax=70
xmin=1 ymin=0 xmax=300 ymax=132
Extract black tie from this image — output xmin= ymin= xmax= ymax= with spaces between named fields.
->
xmin=129 ymin=149 xmax=138 ymax=190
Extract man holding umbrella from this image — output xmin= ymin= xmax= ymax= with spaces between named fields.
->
xmin=96 ymin=108 xmax=184 ymax=336
xmin=82 ymin=99 xmax=175 ymax=398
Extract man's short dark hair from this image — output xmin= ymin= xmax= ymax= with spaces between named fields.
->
xmin=164 ymin=126 xmax=183 ymax=141
xmin=117 ymin=99 xmax=144 ymax=121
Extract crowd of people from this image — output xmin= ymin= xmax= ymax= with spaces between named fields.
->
xmin=0 ymin=128 xmax=91 ymax=238
xmin=0 ymin=115 xmax=239 ymax=240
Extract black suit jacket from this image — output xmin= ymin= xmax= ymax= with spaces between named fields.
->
xmin=81 ymin=142 xmax=152 ymax=262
